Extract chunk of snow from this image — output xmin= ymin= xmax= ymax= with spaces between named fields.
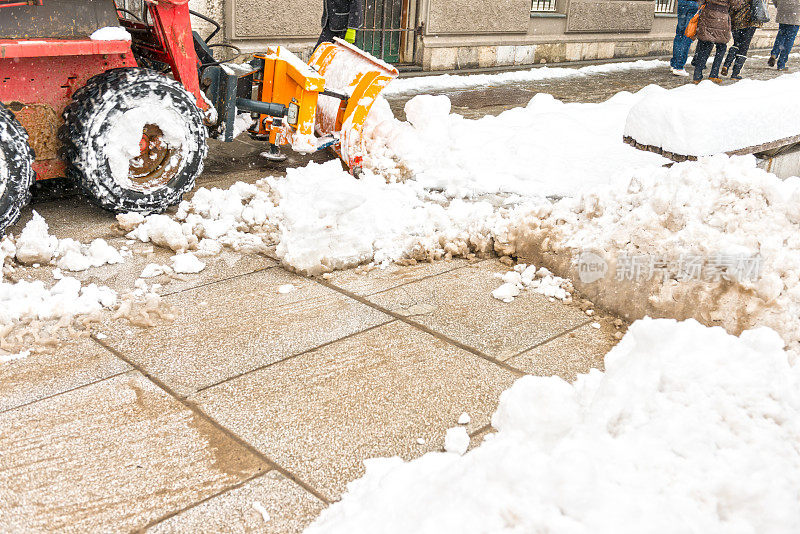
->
xmin=90 ymin=26 xmax=131 ymax=41
xmin=443 ymin=427 xmax=469 ymax=455
xmin=15 ymin=212 xmax=57 ymax=265
xmin=252 ymin=501 xmax=270 ymax=522
xmin=171 ymin=253 xmax=205 ymax=274
xmin=457 ymin=412 xmax=471 ymax=425
xmin=491 ymin=282 xmax=520 ymax=303
xmin=0 ymin=350 xmax=29 ymax=363
xmin=277 ymin=284 xmax=295 ymax=294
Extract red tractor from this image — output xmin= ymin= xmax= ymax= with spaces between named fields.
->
xmin=0 ymin=0 xmax=397 ymax=235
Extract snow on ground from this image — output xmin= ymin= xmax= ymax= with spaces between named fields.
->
xmin=625 ymin=73 xmax=800 ymax=156
xmin=507 ymin=155 xmax=800 ymax=352
xmin=383 ymin=59 xmax=667 ymax=96
xmin=491 ymin=263 xmax=573 ymax=303
xmin=122 ymin=160 xmax=529 ymax=276
xmin=307 ymin=318 xmax=800 ymax=534
xmin=362 ymin=88 xmax=667 ymax=199
xmin=0 ymin=213 xmax=174 ymax=356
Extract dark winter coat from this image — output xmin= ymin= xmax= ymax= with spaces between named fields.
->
xmin=774 ymin=0 xmax=800 ymax=25
xmin=321 ymin=0 xmax=365 ymax=32
xmin=697 ymin=0 xmax=733 ymax=43
xmin=730 ymin=0 xmax=761 ymax=28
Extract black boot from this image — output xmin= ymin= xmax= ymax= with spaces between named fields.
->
xmin=731 ymin=55 xmax=746 ymax=79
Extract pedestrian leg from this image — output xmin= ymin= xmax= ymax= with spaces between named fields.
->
xmin=709 ymin=43 xmax=727 ymax=80
xmin=771 ymin=24 xmax=789 ymax=65
xmin=693 ymin=40 xmax=713 ymax=81
xmin=777 ymin=25 xmax=799 ymax=69
xmin=731 ymin=27 xmax=756 ymax=78
xmin=671 ymin=0 xmax=700 ymax=70
xmin=722 ymin=30 xmax=742 ymax=76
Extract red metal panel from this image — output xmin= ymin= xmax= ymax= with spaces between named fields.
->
xmin=0 ymin=52 xmax=137 ymax=180
xmin=146 ymin=1 xmax=208 ymax=111
xmin=0 ymin=0 xmax=43 ymax=8
xmin=0 ymin=38 xmax=132 ymax=59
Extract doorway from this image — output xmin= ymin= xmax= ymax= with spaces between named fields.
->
xmin=357 ymin=0 xmax=418 ymax=65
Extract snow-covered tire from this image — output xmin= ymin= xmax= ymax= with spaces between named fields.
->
xmin=0 ymin=103 xmax=35 ymax=237
xmin=62 ymin=68 xmax=207 ymax=214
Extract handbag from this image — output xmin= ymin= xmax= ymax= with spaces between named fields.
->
xmin=751 ymin=0 xmax=770 ymax=23
xmin=685 ymin=8 xmax=702 ymax=40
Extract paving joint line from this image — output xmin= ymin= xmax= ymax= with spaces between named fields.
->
xmin=503 ymin=318 xmax=596 ymax=365
xmin=159 ymin=265 xmax=277 ymax=297
xmin=136 ymin=469 xmax=273 ymax=532
xmin=312 ymin=278 xmax=525 ymax=377
xmin=469 ymin=423 xmax=494 ymax=438
xmin=363 ymin=259 xmax=488 ymax=298
xmin=0 ymin=367 xmax=130 ymax=416
xmin=93 ymin=338 xmax=332 ymax=506
xmin=195 ymin=318 xmax=397 ymax=394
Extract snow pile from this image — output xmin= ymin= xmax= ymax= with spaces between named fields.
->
xmin=362 ymin=89 xmax=667 ymax=199
xmin=123 ymin=161 xmax=531 ymax=276
xmin=508 ymin=155 xmax=800 ymax=350
xmin=11 ymin=212 xmax=125 ymax=272
xmin=270 ymin=161 xmax=520 ymax=274
xmin=307 ymin=318 xmax=800 ymax=534
xmin=491 ymin=263 xmax=573 ymax=303
xmin=56 ymin=238 xmax=124 ymax=272
xmin=90 ymin=26 xmax=132 ymax=41
xmin=0 ymin=215 xmax=175 ymax=356
xmin=384 ymin=59 xmax=668 ymax=96
xmin=624 ymin=74 xmax=800 ymax=156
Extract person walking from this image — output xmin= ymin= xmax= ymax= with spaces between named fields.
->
xmin=720 ymin=0 xmax=762 ymax=78
xmin=693 ymin=0 xmax=733 ymax=83
xmin=317 ymin=0 xmax=364 ymax=48
xmin=671 ymin=0 xmax=702 ymax=75
xmin=768 ymin=0 xmax=800 ymax=70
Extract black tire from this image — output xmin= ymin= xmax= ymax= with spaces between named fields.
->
xmin=0 ymin=103 xmax=35 ymax=237
xmin=61 ymin=68 xmax=207 ymax=214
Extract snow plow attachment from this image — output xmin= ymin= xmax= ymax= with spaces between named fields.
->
xmin=310 ymin=38 xmax=399 ymax=173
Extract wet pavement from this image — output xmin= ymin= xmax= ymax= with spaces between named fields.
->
xmin=389 ymin=52 xmax=797 ymax=119
xmin=4 ymin=54 xmax=794 ymax=531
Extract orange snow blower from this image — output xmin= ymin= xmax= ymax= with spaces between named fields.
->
xmin=0 ymin=0 xmax=397 ymax=236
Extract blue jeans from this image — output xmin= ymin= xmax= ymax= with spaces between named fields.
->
xmin=671 ymin=0 xmax=700 ymax=68
xmin=771 ymin=23 xmax=799 ymax=69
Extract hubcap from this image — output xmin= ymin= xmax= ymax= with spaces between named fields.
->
xmin=127 ymin=124 xmax=183 ymax=193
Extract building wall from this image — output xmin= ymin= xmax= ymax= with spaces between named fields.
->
xmin=190 ymin=0 xmax=783 ymax=70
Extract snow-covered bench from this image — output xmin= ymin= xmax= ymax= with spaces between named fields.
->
xmin=623 ymin=75 xmax=800 ymax=178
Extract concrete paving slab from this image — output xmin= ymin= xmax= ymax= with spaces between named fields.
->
xmin=98 ymin=268 xmax=391 ymax=396
xmin=367 ymin=260 xmax=588 ymax=360
xmin=0 ymin=372 xmax=268 ymax=533
xmin=6 ymin=237 xmax=275 ymax=298
xmin=13 ymin=195 xmax=116 ymax=242
xmin=325 ymin=258 xmax=478 ymax=297
xmin=0 ymin=337 xmax=129 ymax=413
xmin=146 ymin=470 xmax=325 ymax=534
xmin=193 ymin=320 xmax=519 ymax=500
xmin=506 ymin=320 xmax=620 ymax=381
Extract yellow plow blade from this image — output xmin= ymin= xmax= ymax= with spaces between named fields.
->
xmin=309 ymin=38 xmax=399 ymax=173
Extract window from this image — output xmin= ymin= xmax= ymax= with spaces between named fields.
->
xmin=654 ymin=0 xmax=676 ymax=13
xmin=531 ymin=0 xmax=557 ymax=12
